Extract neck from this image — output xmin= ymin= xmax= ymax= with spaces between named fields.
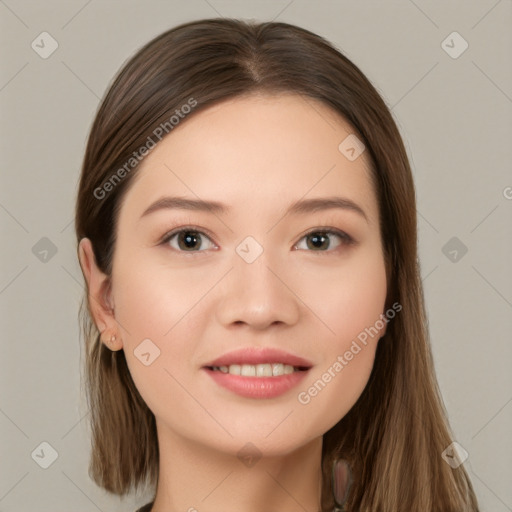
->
xmin=150 ymin=420 xmax=324 ymax=512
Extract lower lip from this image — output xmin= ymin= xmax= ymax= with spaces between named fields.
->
xmin=202 ymin=367 xmax=310 ymax=399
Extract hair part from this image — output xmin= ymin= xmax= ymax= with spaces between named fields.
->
xmin=75 ymin=18 xmax=479 ymax=511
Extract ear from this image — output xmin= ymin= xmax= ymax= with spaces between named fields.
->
xmin=78 ymin=237 xmax=123 ymax=350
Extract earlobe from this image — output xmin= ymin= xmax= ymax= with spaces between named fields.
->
xmin=78 ymin=238 xmax=122 ymax=349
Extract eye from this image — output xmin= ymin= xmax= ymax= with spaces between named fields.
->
xmin=159 ymin=226 xmax=355 ymax=254
xmin=160 ymin=227 xmax=217 ymax=253
xmin=294 ymin=229 xmax=354 ymax=252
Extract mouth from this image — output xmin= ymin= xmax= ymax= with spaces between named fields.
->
xmin=203 ymin=346 xmax=313 ymax=372
xmin=205 ymin=363 xmax=310 ymax=377
xmin=201 ymin=347 xmax=313 ymax=399
xmin=202 ymin=365 xmax=311 ymax=399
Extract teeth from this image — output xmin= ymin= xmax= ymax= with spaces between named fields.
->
xmin=257 ymin=364 xmax=272 ymax=377
xmin=228 ymin=364 xmax=241 ymax=375
xmin=211 ymin=363 xmax=297 ymax=377
xmin=241 ymin=364 xmax=256 ymax=377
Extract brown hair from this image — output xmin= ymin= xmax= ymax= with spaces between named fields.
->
xmin=75 ymin=18 xmax=480 ymax=511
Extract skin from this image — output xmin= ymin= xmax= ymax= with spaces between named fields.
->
xmin=79 ymin=93 xmax=388 ymax=512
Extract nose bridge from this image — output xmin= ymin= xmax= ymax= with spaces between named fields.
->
xmin=215 ymin=235 xmax=300 ymax=329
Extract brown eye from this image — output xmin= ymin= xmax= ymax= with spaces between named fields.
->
xmin=162 ymin=229 xmax=216 ymax=252
xmin=295 ymin=230 xmax=353 ymax=252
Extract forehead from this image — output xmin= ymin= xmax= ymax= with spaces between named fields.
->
xmin=118 ymin=93 xmax=379 ymax=226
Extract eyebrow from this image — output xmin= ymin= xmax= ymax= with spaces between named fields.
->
xmin=140 ymin=195 xmax=368 ymax=222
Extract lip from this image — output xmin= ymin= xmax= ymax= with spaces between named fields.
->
xmin=202 ymin=367 xmax=311 ymax=399
xmin=203 ymin=347 xmax=313 ymax=369
xmin=201 ymin=347 xmax=313 ymax=399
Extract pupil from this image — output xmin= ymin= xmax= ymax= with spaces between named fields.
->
xmin=308 ymin=233 xmax=328 ymax=250
xmin=180 ymin=231 xmax=200 ymax=250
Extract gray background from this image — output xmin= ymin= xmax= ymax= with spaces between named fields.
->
xmin=1 ymin=1 xmax=511 ymax=511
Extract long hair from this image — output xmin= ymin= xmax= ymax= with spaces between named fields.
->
xmin=75 ymin=18 xmax=480 ymax=511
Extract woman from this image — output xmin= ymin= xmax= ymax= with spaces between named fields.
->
xmin=75 ymin=18 xmax=480 ymax=511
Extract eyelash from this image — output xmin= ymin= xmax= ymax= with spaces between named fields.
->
xmin=159 ymin=225 xmax=355 ymax=256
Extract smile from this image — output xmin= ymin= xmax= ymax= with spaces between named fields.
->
xmin=208 ymin=363 xmax=307 ymax=377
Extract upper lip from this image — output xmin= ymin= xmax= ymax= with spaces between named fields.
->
xmin=203 ymin=347 xmax=313 ymax=369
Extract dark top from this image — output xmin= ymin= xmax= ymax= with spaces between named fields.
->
xmin=135 ymin=502 xmax=153 ymax=512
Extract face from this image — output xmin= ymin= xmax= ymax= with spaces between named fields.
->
xmin=81 ymin=93 xmax=387 ymax=457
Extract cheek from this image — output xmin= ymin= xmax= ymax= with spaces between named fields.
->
xmin=110 ymin=258 xmax=203 ymax=404
xmin=112 ymin=252 xmax=210 ymax=340
xmin=293 ymin=248 xmax=387 ymax=428
xmin=300 ymin=247 xmax=388 ymax=346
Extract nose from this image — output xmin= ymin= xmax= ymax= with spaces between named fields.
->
xmin=214 ymin=247 xmax=300 ymax=330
